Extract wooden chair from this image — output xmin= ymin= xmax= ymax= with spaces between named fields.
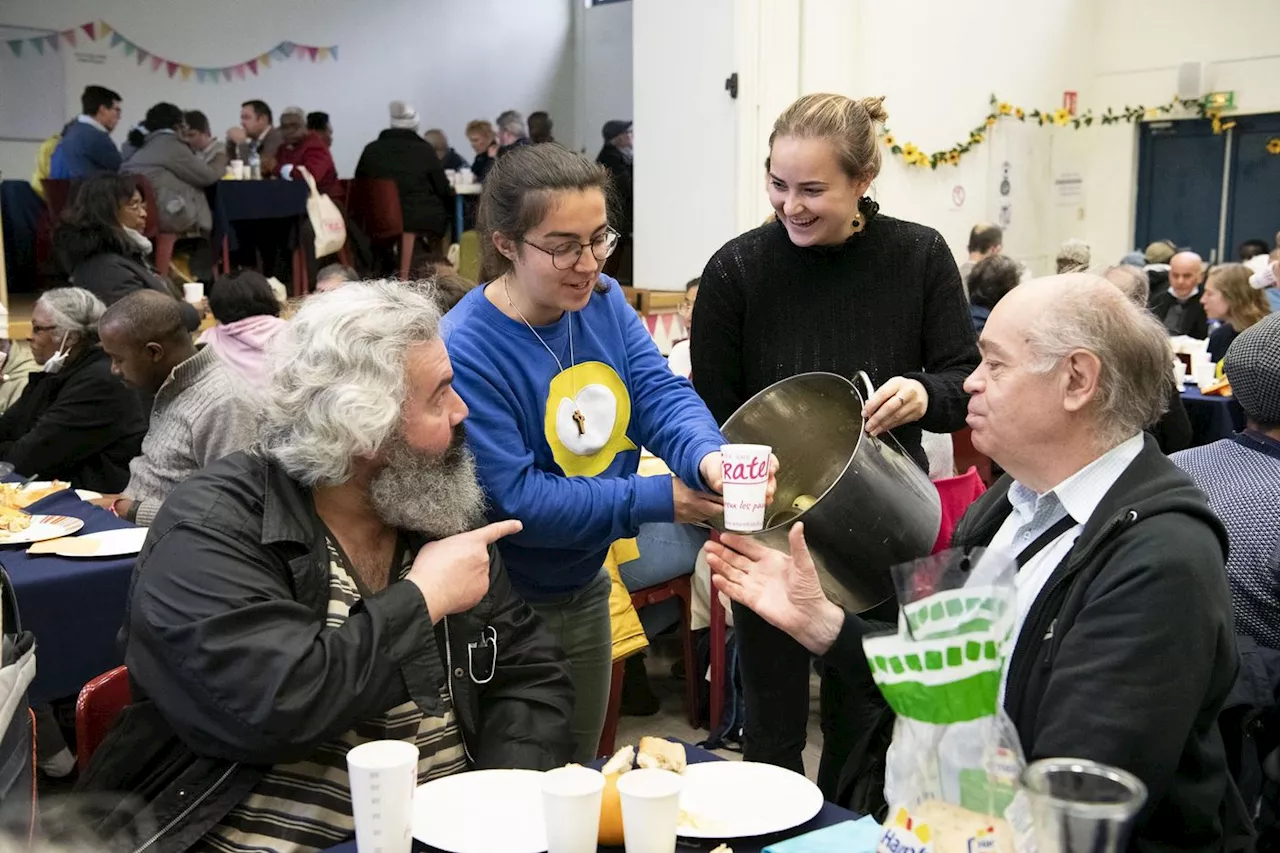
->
xmin=597 ymin=575 xmax=698 ymax=757
xmin=75 ymin=666 xmax=131 ymax=773
xmin=347 ymin=178 xmax=414 ymax=281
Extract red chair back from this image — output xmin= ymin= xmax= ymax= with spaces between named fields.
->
xmin=75 ymin=666 xmax=131 ymax=773
xmin=931 ymin=466 xmax=988 ymax=553
xmin=951 ymin=426 xmax=994 ymax=486
xmin=347 ymin=178 xmax=405 ymax=241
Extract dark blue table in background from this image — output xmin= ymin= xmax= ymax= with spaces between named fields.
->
xmin=1182 ymin=385 xmax=1246 ymax=448
xmin=324 ymin=740 xmax=860 ymax=853
xmin=0 ymin=489 xmax=138 ymax=702
xmin=211 ymin=179 xmax=309 ymax=253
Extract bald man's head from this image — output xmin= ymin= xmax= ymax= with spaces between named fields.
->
xmin=1169 ymin=251 xmax=1204 ymax=300
xmin=99 ymin=291 xmax=196 ymax=394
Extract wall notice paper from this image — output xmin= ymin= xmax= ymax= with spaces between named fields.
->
xmin=1054 ymin=171 xmax=1084 ymax=206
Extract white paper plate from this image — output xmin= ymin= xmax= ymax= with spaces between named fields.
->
xmin=28 ymin=527 xmax=148 ymax=558
xmin=413 ymin=769 xmax=546 ymax=853
xmin=677 ymin=761 xmax=823 ymax=839
xmin=0 ymin=515 xmax=85 ymax=545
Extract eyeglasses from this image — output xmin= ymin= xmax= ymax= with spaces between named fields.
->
xmin=123 ymin=198 xmax=145 ymax=212
xmin=522 ymin=228 xmax=620 ymax=271
xmin=30 ymin=323 xmax=58 ymax=335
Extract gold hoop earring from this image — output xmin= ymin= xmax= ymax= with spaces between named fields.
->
xmin=849 ymin=212 xmax=866 ymax=234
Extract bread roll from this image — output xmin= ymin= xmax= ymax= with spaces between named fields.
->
xmin=637 ymin=737 xmax=686 ymax=774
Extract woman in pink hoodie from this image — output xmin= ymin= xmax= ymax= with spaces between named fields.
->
xmin=199 ymin=270 xmax=288 ymax=385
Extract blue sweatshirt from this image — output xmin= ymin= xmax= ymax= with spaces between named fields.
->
xmin=442 ymin=277 xmax=725 ymax=598
xmin=50 ymin=118 xmax=122 ymax=179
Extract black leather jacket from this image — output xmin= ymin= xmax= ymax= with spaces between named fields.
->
xmin=76 ymin=451 xmax=573 ymax=852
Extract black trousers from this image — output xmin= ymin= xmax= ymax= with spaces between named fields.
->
xmin=733 ymin=597 xmax=895 ymax=801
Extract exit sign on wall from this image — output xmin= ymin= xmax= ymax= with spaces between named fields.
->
xmin=1204 ymin=91 xmax=1236 ymax=110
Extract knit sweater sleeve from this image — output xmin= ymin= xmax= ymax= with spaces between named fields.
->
xmin=690 ymin=247 xmax=746 ymax=425
xmin=902 ymin=231 xmax=980 ymax=433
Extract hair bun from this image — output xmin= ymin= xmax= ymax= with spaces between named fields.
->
xmin=859 ymin=96 xmax=888 ymax=125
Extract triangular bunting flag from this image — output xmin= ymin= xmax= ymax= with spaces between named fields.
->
xmin=110 ymin=32 xmax=124 ymax=50
xmin=195 ymin=69 xmax=204 ymax=83
xmin=165 ymin=60 xmax=179 ymax=77
xmin=62 ymin=30 xmax=77 ymax=47
xmin=329 ymin=45 xmax=339 ymax=61
xmin=259 ymin=52 xmax=272 ymax=67
xmin=222 ymin=67 xmax=233 ymax=81
xmin=247 ymin=58 xmax=259 ymax=75
xmin=6 ymin=40 xmax=21 ymax=58
xmin=150 ymin=55 xmax=163 ymax=71
xmin=234 ymin=64 xmax=246 ymax=80
xmin=136 ymin=48 xmax=150 ymax=64
xmin=81 ymin=22 xmax=95 ymax=41
xmin=30 ymin=38 xmax=43 ymax=55
xmin=122 ymin=40 xmax=134 ymax=55
xmin=180 ymin=65 xmax=193 ymax=81
xmin=46 ymin=34 xmax=59 ymax=51
xmin=317 ymin=47 xmax=330 ymax=61
xmin=306 ymin=46 xmax=318 ymax=61
xmin=278 ymin=42 xmax=295 ymax=58
xmin=98 ymin=21 xmax=113 ymax=37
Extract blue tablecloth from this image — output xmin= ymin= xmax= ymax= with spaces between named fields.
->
xmin=211 ymin=180 xmax=309 ymax=252
xmin=323 ymin=740 xmax=859 ymax=853
xmin=0 ymin=489 xmax=138 ymax=702
xmin=1181 ymin=385 xmax=1246 ymax=448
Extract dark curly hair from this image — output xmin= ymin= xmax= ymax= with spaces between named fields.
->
xmin=967 ymin=255 xmax=1021 ymax=310
xmin=209 ymin=269 xmax=280 ymax=324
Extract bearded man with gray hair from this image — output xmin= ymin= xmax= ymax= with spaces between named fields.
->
xmin=79 ymin=281 xmax=572 ymax=852
xmin=705 ymin=275 xmax=1249 ymax=850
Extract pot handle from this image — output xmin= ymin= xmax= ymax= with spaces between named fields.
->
xmin=854 ymin=370 xmax=876 ymax=404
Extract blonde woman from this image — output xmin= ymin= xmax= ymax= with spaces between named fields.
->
xmin=465 ymin=119 xmax=499 ymax=182
xmin=1201 ymin=263 xmax=1272 ymax=362
xmin=692 ymin=94 xmax=978 ymax=803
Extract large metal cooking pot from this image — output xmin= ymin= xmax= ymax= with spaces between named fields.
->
xmin=708 ymin=371 xmax=942 ymax=614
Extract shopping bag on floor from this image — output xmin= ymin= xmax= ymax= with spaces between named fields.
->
xmin=298 ymin=166 xmax=347 ymax=258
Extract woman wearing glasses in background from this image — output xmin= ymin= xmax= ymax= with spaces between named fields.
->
xmin=442 ymin=144 xmax=764 ymax=761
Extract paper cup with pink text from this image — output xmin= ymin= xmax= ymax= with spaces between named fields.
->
xmin=720 ymin=443 xmax=771 ymax=532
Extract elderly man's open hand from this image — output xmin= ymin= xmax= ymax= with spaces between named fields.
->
xmin=704 ymin=523 xmax=845 ymax=655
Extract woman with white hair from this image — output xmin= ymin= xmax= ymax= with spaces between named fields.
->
xmin=0 ymin=288 xmax=146 ymax=491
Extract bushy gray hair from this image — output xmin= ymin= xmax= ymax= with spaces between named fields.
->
xmin=258 ymin=280 xmax=443 ymax=486
xmin=1101 ymin=264 xmax=1151 ymax=308
xmin=1025 ymin=274 xmax=1172 ymax=444
xmin=1056 ymin=238 xmax=1091 ymax=273
xmin=37 ymin=287 xmax=105 ymax=344
xmin=496 ymin=109 xmax=526 ymax=138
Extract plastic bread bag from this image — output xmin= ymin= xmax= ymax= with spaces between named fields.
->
xmin=862 ymin=547 xmax=1036 ymax=853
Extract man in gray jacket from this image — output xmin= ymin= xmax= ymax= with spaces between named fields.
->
xmin=93 ymin=291 xmax=258 ymax=525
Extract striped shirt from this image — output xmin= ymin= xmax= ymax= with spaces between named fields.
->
xmin=202 ymin=537 xmax=469 ymax=853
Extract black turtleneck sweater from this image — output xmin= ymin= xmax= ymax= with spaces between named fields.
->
xmin=691 ymin=212 xmax=979 ymax=469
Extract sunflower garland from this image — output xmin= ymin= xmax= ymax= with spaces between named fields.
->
xmin=883 ymin=93 xmax=1219 ymax=170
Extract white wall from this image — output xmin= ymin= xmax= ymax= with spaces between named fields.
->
xmin=574 ymin=0 xmax=632 ymax=156
xmin=0 ymin=0 xmax=577 ymax=181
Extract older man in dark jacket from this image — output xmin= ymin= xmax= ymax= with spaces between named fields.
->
xmin=705 ymin=275 xmax=1251 ymax=852
xmin=78 ymin=282 xmax=573 ymax=852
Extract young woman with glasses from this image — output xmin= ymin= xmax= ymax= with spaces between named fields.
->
xmin=442 ymin=143 xmax=772 ymax=761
